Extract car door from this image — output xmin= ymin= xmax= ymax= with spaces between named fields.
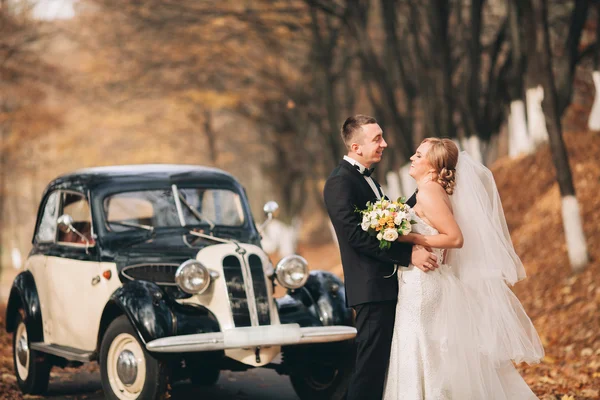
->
xmin=44 ymin=191 xmax=120 ymax=351
xmin=27 ymin=191 xmax=59 ymax=344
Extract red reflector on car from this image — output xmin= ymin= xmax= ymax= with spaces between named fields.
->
xmin=102 ymin=270 xmax=112 ymax=280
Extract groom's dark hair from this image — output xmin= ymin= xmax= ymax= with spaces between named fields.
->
xmin=341 ymin=114 xmax=377 ymax=150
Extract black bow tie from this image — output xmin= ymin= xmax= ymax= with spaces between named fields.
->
xmin=355 ymin=164 xmax=375 ymax=177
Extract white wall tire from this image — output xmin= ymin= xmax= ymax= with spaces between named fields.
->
xmin=15 ymin=321 xmax=30 ymax=380
xmin=12 ymin=312 xmax=51 ymax=394
xmin=100 ymin=316 xmax=168 ymax=400
xmin=106 ymin=333 xmax=147 ymax=398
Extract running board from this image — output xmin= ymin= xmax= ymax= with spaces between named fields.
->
xmin=30 ymin=343 xmax=94 ymax=362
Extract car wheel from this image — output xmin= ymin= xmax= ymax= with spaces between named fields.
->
xmin=289 ymin=359 xmax=352 ymax=400
xmin=190 ymin=367 xmax=220 ymax=386
xmin=100 ymin=315 xmax=169 ymax=400
xmin=12 ymin=312 xmax=51 ymax=395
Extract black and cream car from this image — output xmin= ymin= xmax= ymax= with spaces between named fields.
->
xmin=5 ymin=165 xmax=356 ymax=400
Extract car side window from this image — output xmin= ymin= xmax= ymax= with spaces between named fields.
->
xmin=57 ymin=192 xmax=95 ymax=246
xmin=36 ymin=191 xmax=60 ymax=243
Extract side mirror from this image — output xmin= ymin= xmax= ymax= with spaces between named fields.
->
xmin=57 ymin=214 xmax=75 ymax=233
xmin=263 ymin=201 xmax=279 ymax=217
xmin=258 ymin=201 xmax=279 ymax=234
xmin=57 ymin=214 xmax=91 ymax=252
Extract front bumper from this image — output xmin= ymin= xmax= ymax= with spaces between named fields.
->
xmin=145 ymin=323 xmax=356 ymax=353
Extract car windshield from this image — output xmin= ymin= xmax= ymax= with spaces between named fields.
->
xmin=103 ymin=187 xmax=245 ymax=232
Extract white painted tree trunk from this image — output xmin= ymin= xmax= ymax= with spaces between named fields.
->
xmin=460 ymin=135 xmax=483 ymax=164
xmin=11 ymin=242 xmax=22 ymax=269
xmin=508 ymin=99 xmax=532 ymax=157
xmin=561 ymin=195 xmax=589 ymax=272
xmin=385 ymin=171 xmax=402 ymax=201
xmin=526 ymin=85 xmax=549 ymax=146
xmin=588 ymin=71 xmax=600 ymax=131
xmin=260 ymin=219 xmax=299 ymax=257
xmin=399 ymin=164 xmax=417 ymax=198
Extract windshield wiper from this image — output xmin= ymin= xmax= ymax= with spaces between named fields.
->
xmin=108 ymin=221 xmax=154 ymax=232
xmin=171 ymin=184 xmax=215 ymax=230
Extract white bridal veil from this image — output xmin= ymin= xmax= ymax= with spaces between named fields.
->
xmin=444 ymin=151 xmax=544 ymax=365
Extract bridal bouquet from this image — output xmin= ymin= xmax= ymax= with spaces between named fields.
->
xmin=357 ymin=197 xmax=416 ymax=250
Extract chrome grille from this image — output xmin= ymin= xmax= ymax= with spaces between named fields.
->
xmin=223 ymin=255 xmax=251 ymax=327
xmin=222 ymin=254 xmax=271 ymax=327
xmin=121 ymin=264 xmax=179 ymax=285
xmin=248 ymin=255 xmax=271 ymax=325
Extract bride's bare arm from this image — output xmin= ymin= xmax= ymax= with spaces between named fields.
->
xmin=397 ymin=183 xmax=464 ymax=249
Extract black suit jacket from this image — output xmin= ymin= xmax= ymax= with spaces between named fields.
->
xmin=324 ymin=160 xmax=415 ymax=307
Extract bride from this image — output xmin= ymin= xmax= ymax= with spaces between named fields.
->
xmin=383 ymin=138 xmax=544 ymax=399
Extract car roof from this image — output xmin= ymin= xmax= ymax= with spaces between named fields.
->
xmin=46 ymin=164 xmax=240 ymax=192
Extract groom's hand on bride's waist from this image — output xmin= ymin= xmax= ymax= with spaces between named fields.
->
xmin=412 ymin=245 xmax=439 ymax=272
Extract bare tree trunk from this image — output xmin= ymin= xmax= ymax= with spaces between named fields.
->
xmin=380 ymin=0 xmax=417 ymax=147
xmin=430 ymin=0 xmax=455 ymax=139
xmin=555 ymin=0 xmax=590 ymax=115
xmin=504 ymin=0 xmax=527 ymax=157
xmin=309 ymin=4 xmax=343 ymax=167
xmin=343 ymin=0 xmax=413 ymax=162
xmin=507 ymin=0 xmax=532 ymax=155
xmin=203 ymin=109 xmax=217 ymax=165
xmin=466 ymin=0 xmax=483 ymax=136
xmin=532 ymin=0 xmax=589 ymax=272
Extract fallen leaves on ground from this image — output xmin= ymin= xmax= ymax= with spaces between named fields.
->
xmin=493 ymin=130 xmax=600 ymax=399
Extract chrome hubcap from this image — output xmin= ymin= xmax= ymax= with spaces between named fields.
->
xmin=14 ymin=321 xmax=30 ymax=380
xmin=107 ymin=333 xmax=146 ymax=399
xmin=17 ymin=335 xmax=29 ymax=366
xmin=116 ymin=350 xmax=138 ymax=386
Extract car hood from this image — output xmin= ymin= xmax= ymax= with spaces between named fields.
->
xmin=100 ymin=228 xmax=263 ymax=266
xmin=104 ymin=234 xmax=209 ymax=267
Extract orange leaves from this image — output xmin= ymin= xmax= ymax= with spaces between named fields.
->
xmin=493 ymin=130 xmax=600 ymax=398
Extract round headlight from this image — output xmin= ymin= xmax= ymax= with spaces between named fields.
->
xmin=175 ymin=260 xmax=211 ymax=294
xmin=275 ymin=255 xmax=309 ymax=289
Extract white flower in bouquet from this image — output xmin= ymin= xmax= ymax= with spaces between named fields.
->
xmin=394 ymin=211 xmax=408 ymax=226
xmin=361 ymin=220 xmax=371 ymax=231
xmin=400 ymin=223 xmax=412 ymax=235
xmin=382 ymin=228 xmax=399 ymax=241
xmin=356 ymin=197 xmax=416 ymax=250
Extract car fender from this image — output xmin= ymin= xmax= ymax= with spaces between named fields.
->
xmin=277 ymin=271 xmax=353 ymax=327
xmin=5 ymin=271 xmax=44 ymax=341
xmin=99 ymin=280 xmax=220 ymax=347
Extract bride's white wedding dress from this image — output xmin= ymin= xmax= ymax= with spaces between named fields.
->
xmin=383 ymin=214 xmax=541 ymax=400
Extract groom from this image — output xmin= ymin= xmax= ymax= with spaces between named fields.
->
xmin=324 ymin=115 xmax=438 ymax=400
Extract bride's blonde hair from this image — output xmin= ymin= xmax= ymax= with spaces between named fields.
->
xmin=422 ymin=138 xmax=458 ymax=195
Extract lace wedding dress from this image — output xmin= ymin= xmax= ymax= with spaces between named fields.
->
xmin=382 ymin=215 xmax=541 ymax=400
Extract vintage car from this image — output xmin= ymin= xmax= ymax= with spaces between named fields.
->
xmin=5 ymin=165 xmax=356 ymax=400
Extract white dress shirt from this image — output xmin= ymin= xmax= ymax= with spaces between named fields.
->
xmin=343 ymin=156 xmax=383 ymax=199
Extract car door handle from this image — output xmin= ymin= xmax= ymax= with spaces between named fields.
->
xmin=91 ymin=276 xmax=101 ymax=286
